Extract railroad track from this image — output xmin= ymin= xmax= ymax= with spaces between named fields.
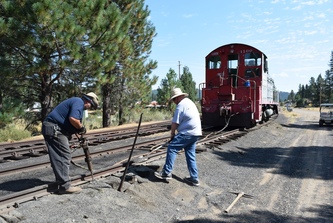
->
xmin=0 ymin=120 xmax=170 ymax=162
xmin=0 ymin=116 xmax=277 ymax=214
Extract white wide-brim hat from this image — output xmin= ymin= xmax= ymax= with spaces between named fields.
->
xmin=169 ymin=88 xmax=188 ymax=101
xmin=83 ymin=92 xmax=99 ymax=109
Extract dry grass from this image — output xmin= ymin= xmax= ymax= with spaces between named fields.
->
xmin=0 ymin=109 xmax=173 ymax=143
xmin=0 ymin=119 xmax=32 ymax=142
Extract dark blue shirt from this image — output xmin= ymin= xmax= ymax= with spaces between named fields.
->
xmin=46 ymin=97 xmax=84 ymax=135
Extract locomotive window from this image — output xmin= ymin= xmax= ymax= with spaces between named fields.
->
xmin=264 ymin=59 xmax=268 ymax=72
xmin=207 ymin=55 xmax=221 ymax=69
xmin=228 ymin=54 xmax=238 ymax=69
xmin=228 ymin=54 xmax=238 ymax=87
xmin=245 ymin=52 xmax=261 ymax=66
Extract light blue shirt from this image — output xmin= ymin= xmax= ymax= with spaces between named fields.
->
xmin=172 ymin=98 xmax=202 ymax=136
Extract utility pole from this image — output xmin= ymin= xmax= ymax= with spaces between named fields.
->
xmin=178 ymin=61 xmax=181 ymax=79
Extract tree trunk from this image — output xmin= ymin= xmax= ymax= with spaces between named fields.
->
xmin=102 ymin=83 xmax=112 ymax=128
xmin=40 ymin=75 xmax=53 ymax=121
xmin=0 ymin=91 xmax=3 ymax=111
xmin=118 ymin=78 xmax=126 ymax=125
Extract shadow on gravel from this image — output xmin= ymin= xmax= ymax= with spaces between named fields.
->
xmin=280 ymin=122 xmax=330 ymax=130
xmin=0 ymin=178 xmax=53 ymax=192
xmin=176 ymin=204 xmax=333 ymax=223
xmin=213 ymin=145 xmax=333 ymax=180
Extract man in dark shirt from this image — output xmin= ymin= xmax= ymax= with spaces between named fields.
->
xmin=42 ymin=92 xmax=99 ymax=194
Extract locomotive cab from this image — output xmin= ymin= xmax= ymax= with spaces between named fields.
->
xmin=201 ymin=43 xmax=279 ymax=128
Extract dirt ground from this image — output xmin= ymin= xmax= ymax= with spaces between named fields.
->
xmin=1 ymin=107 xmax=333 ymax=223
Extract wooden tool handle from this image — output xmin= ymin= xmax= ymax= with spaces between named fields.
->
xmin=225 ymin=192 xmax=244 ymax=213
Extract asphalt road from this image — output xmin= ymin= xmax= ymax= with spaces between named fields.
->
xmin=215 ymin=107 xmax=333 ymax=222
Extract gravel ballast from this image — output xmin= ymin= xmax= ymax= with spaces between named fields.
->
xmin=1 ymin=108 xmax=332 ymax=223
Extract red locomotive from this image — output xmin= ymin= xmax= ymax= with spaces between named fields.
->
xmin=200 ymin=43 xmax=279 ymax=128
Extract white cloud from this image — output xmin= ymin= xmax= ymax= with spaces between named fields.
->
xmin=302 ymin=1 xmax=316 ymax=6
xmin=304 ymin=30 xmax=317 ymax=35
xmin=275 ymin=72 xmax=289 ymax=77
xmin=292 ymin=5 xmax=302 ymax=10
xmin=182 ymin=14 xmax=196 ymax=18
xmin=317 ymin=13 xmax=325 ymax=18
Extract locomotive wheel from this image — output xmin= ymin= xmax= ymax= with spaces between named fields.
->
xmin=262 ymin=112 xmax=270 ymax=122
xmin=259 ymin=113 xmax=265 ymax=124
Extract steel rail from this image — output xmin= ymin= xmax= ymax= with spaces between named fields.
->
xmin=0 ymin=121 xmax=170 ymax=150
xmin=0 ymin=122 xmax=170 ymax=161
xmin=0 ymin=136 xmax=170 ymax=177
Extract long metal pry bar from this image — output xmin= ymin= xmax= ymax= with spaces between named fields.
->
xmin=225 ymin=191 xmax=254 ymax=213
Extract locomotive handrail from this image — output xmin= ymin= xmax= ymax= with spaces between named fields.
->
xmin=198 ymin=82 xmax=205 ymax=101
xmin=249 ymin=80 xmax=257 ymax=114
xmin=234 ymin=75 xmax=257 ymax=115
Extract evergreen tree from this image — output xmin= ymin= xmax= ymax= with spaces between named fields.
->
xmin=316 ymin=74 xmax=325 ymax=105
xmin=304 ymin=84 xmax=311 ymax=99
xmin=297 ymin=84 xmax=303 ymax=98
xmin=308 ymin=77 xmax=317 ymax=104
xmin=180 ymin=66 xmax=197 ymax=101
xmin=157 ymin=68 xmax=181 ymax=109
xmin=295 ymin=51 xmax=333 ymax=105
xmin=329 ymin=51 xmax=333 ymax=73
xmin=102 ymin=0 xmax=158 ymax=126
xmin=0 ymin=0 xmax=127 ymax=121
xmin=325 ymin=51 xmax=333 ymax=102
xmin=324 ymin=69 xmax=333 ymax=102
xmin=287 ymin=90 xmax=295 ymax=102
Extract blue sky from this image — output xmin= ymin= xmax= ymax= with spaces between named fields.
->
xmin=145 ymin=0 xmax=333 ymax=93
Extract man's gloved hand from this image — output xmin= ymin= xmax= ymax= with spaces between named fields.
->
xmin=78 ymin=126 xmax=86 ymax=135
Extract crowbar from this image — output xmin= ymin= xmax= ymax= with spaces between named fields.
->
xmin=224 ymin=191 xmax=254 ymax=213
xmin=118 ymin=113 xmax=143 ymax=192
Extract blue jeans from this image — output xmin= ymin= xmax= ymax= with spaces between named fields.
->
xmin=163 ymin=134 xmax=200 ymax=180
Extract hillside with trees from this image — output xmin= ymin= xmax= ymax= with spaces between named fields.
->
xmin=288 ymin=51 xmax=333 ymax=107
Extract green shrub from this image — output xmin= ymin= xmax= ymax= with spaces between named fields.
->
xmin=0 ymin=112 xmax=13 ymax=129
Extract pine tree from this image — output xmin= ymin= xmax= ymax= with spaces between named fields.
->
xmin=180 ymin=66 xmax=197 ymax=101
xmin=287 ymin=90 xmax=295 ymax=102
xmin=102 ymin=0 xmax=158 ymax=126
xmin=316 ymin=74 xmax=325 ymax=105
xmin=157 ymin=68 xmax=181 ymax=109
xmin=0 ymin=0 xmax=127 ymax=121
xmin=325 ymin=51 xmax=333 ymax=102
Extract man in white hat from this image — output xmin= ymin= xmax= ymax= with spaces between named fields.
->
xmin=154 ymin=88 xmax=202 ymax=186
xmin=42 ymin=92 xmax=99 ymax=194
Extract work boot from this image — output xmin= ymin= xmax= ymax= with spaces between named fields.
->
xmin=184 ymin=177 xmax=200 ymax=187
xmin=154 ymin=171 xmax=172 ymax=180
xmin=59 ymin=186 xmax=82 ymax=194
